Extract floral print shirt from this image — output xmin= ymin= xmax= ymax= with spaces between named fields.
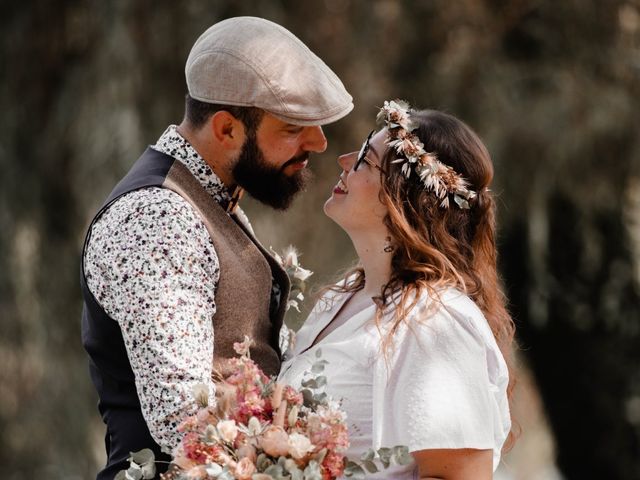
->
xmin=84 ymin=125 xmax=250 ymax=452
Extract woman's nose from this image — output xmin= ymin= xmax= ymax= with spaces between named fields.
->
xmin=337 ymin=151 xmax=356 ymax=171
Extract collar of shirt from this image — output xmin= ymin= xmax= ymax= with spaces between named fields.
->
xmin=151 ymin=125 xmax=233 ymax=207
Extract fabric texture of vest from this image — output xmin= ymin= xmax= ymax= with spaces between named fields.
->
xmin=80 ymin=147 xmax=290 ymax=479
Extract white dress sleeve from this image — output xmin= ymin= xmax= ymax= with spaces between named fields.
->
xmin=372 ymin=290 xmax=510 ymax=469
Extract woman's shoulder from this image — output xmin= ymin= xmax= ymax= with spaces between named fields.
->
xmin=411 ymin=287 xmax=492 ymax=336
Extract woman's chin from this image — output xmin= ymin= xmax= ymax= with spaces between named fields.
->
xmin=323 ymin=197 xmax=344 ymax=226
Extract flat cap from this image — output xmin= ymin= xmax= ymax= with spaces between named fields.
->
xmin=186 ymin=17 xmax=353 ymax=126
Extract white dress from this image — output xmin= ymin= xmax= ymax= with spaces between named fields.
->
xmin=278 ymin=286 xmax=511 ymax=479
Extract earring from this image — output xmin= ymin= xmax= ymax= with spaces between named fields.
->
xmin=383 ymin=236 xmax=395 ymax=253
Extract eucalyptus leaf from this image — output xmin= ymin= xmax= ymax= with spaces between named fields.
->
xmin=343 ymin=461 xmax=366 ymax=479
xmin=310 ymin=362 xmax=325 ymax=374
xmin=393 ymin=445 xmax=413 ymax=465
xmin=257 ymin=453 xmax=272 ymax=471
xmin=314 ymin=376 xmax=327 ymax=387
xmin=315 ymin=348 xmax=322 ymax=358
xmin=264 ymin=464 xmax=284 ymax=476
xmin=301 ymin=378 xmax=318 ymax=389
xmin=302 ymin=460 xmax=322 ymax=480
xmin=377 ymin=447 xmax=392 ymax=468
xmin=301 ymin=388 xmax=314 ymax=407
xmin=129 ymin=449 xmax=155 ymax=465
xmin=364 ymin=460 xmax=379 ymax=473
xmin=126 ymin=449 xmax=156 ymax=479
xmin=313 ymin=392 xmax=328 ymax=404
xmin=360 ymin=449 xmax=375 ymax=462
xmin=124 ymin=465 xmax=143 ymax=480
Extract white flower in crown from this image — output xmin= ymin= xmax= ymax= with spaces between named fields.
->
xmin=376 ymin=99 xmax=413 ymax=130
xmin=378 ymin=99 xmax=477 ymax=209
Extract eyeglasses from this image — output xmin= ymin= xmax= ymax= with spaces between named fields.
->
xmin=354 ymin=130 xmax=386 ymax=174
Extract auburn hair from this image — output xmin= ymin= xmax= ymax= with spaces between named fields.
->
xmin=327 ymin=109 xmax=518 ymax=450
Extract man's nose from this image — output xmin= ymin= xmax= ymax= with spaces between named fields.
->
xmin=302 ymin=126 xmax=327 ymax=153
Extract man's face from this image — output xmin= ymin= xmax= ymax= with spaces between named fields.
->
xmin=232 ymin=114 xmax=327 ymax=210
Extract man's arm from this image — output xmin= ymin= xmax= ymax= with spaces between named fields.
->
xmin=84 ymin=187 xmax=219 ymax=452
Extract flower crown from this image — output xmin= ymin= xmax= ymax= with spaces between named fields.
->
xmin=376 ymin=99 xmax=477 ymax=209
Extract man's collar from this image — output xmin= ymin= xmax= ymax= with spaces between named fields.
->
xmin=151 ymin=125 xmax=241 ymax=209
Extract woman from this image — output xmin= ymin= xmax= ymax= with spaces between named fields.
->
xmin=279 ymin=100 xmax=517 ymax=479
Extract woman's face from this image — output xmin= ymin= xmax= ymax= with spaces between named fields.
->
xmin=324 ymin=129 xmax=389 ymax=235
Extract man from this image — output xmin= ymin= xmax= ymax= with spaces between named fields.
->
xmin=80 ymin=17 xmax=352 ymax=479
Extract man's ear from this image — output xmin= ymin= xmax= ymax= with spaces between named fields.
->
xmin=210 ymin=110 xmax=245 ymax=149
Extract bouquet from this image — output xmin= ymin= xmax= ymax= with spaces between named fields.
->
xmin=165 ymin=336 xmax=351 ymax=480
xmin=117 ymin=336 xmax=411 ymax=480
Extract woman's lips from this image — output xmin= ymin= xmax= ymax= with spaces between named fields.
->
xmin=333 ymin=178 xmax=348 ymax=194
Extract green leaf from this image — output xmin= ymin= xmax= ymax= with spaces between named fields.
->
xmin=360 ymin=449 xmax=375 ymax=462
xmin=313 ymin=392 xmax=328 ymax=404
xmin=256 ymin=453 xmax=273 ymax=471
xmin=314 ymin=376 xmax=327 ymax=387
xmin=301 ymin=388 xmax=314 ymax=407
xmin=363 ymin=460 xmax=379 ymax=473
xmin=343 ymin=461 xmax=366 ymax=479
xmin=301 ymin=378 xmax=318 ymax=389
xmin=377 ymin=447 xmax=392 ymax=468
xmin=310 ymin=362 xmax=325 ymax=374
xmin=264 ymin=464 xmax=284 ymax=476
xmin=392 ymin=445 xmax=413 ymax=465
xmin=129 ymin=448 xmax=155 ymax=465
xmin=124 ymin=465 xmax=143 ymax=480
xmin=128 ymin=449 xmax=156 ymax=479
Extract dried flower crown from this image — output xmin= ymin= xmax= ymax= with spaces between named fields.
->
xmin=377 ymin=99 xmax=477 ymax=209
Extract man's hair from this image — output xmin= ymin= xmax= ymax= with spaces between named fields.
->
xmin=184 ymin=94 xmax=264 ymax=133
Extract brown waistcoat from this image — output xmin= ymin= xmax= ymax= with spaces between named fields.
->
xmin=163 ymin=159 xmax=291 ymax=377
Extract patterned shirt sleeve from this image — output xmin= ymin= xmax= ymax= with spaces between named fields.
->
xmin=84 ymin=187 xmax=219 ymax=452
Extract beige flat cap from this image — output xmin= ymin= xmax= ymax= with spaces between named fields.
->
xmin=186 ymin=16 xmax=353 ymax=126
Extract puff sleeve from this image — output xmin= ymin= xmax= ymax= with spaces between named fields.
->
xmin=372 ymin=292 xmax=510 ymax=471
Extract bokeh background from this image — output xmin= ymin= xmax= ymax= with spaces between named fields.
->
xmin=1 ymin=0 xmax=639 ymax=478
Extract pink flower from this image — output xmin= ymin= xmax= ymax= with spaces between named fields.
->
xmin=259 ymin=426 xmax=290 ymax=457
xmin=217 ymin=419 xmax=238 ymax=443
xmin=185 ymin=465 xmax=209 ymax=479
xmin=283 ymin=386 xmax=303 ymax=406
xmin=234 ymin=457 xmax=256 ymax=480
xmin=237 ymin=444 xmax=257 ymax=463
xmin=323 ymin=450 xmax=346 ymax=477
xmin=287 ymin=433 xmax=315 ymax=459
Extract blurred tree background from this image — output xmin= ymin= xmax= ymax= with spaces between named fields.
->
xmin=1 ymin=0 xmax=639 ymax=478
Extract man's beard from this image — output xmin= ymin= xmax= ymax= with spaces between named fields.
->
xmin=232 ymin=133 xmax=311 ymax=210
